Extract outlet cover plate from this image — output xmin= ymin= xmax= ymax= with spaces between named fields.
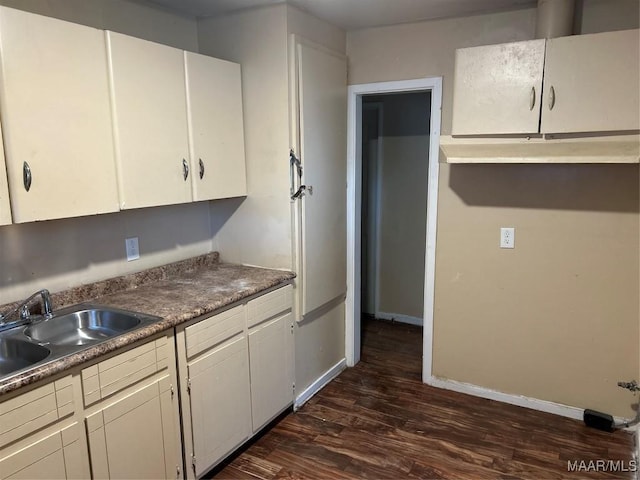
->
xmin=500 ymin=227 xmax=515 ymax=249
xmin=125 ymin=237 xmax=140 ymax=261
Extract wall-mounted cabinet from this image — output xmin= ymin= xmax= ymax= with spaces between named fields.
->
xmin=0 ymin=123 xmax=11 ymax=226
xmin=452 ymin=29 xmax=640 ymax=136
xmin=0 ymin=6 xmax=119 ymax=223
xmin=106 ymin=31 xmax=192 ymax=210
xmin=185 ymin=52 xmax=247 ymax=201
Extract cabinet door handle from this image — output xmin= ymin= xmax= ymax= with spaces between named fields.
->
xmin=23 ymin=161 xmax=32 ymax=192
xmin=182 ymin=159 xmax=189 ymax=181
xmin=529 ymin=86 xmax=536 ymax=111
xmin=548 ymin=86 xmax=556 ymax=110
xmin=199 ymin=159 xmax=204 ymax=179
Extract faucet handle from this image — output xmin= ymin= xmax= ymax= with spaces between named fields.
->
xmin=20 ymin=304 xmax=31 ymax=320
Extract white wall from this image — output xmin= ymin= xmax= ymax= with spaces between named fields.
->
xmin=0 ymin=0 xmax=214 ymax=305
xmin=198 ymin=6 xmax=292 ymax=270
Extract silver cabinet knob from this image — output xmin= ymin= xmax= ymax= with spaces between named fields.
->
xmin=182 ymin=159 xmax=189 ymax=181
xmin=23 ymin=161 xmax=32 ymax=192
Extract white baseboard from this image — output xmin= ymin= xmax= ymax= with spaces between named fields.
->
xmin=428 ymin=376 xmax=632 ymax=424
xmin=376 ymin=312 xmax=423 ymax=326
xmin=294 ymin=358 xmax=347 ymax=410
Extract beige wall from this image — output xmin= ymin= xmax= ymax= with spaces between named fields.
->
xmin=347 ymin=5 xmax=640 ymax=416
xmin=198 ymin=6 xmax=292 ymax=269
xmin=198 ymin=5 xmax=347 ymax=394
xmin=364 ymin=93 xmax=430 ymax=320
xmin=0 ymin=0 xmax=214 ymax=304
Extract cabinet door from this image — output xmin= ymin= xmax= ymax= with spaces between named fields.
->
xmin=185 ymin=52 xmax=247 ymax=201
xmin=541 ymin=29 xmax=640 ymax=134
xmin=86 ymin=376 xmax=177 ymax=479
xmin=187 ymin=335 xmax=251 ymax=477
xmin=451 ymin=39 xmax=545 ymax=135
xmin=297 ymin=42 xmax=348 ymax=317
xmin=0 ymin=122 xmax=12 ymax=225
xmin=0 ymin=423 xmax=89 ymax=480
xmin=248 ymin=311 xmax=293 ymax=432
xmin=0 ymin=6 xmax=119 ymax=223
xmin=106 ymin=31 xmax=191 ymax=209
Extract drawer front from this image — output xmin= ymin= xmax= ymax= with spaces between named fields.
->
xmin=0 ymin=376 xmax=74 ymax=447
xmin=185 ymin=304 xmax=245 ymax=359
xmin=247 ymin=285 xmax=293 ymax=328
xmin=81 ymin=336 xmax=169 ymax=406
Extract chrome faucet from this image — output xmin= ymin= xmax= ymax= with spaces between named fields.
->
xmin=0 ymin=289 xmax=53 ymax=329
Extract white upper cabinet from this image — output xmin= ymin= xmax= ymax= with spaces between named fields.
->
xmin=452 ymin=39 xmax=545 ymax=136
xmin=541 ymin=29 xmax=640 ymax=134
xmin=107 ymin=31 xmax=192 ymax=210
xmin=185 ymin=52 xmax=247 ymax=201
xmin=0 ymin=123 xmax=11 ymax=226
xmin=452 ymin=29 xmax=640 ymax=137
xmin=0 ymin=7 xmax=119 ymax=223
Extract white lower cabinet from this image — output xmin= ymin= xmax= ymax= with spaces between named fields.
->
xmin=83 ymin=333 xmax=182 ymax=480
xmin=0 ymin=375 xmax=90 ymax=480
xmin=177 ymin=285 xmax=294 ymax=478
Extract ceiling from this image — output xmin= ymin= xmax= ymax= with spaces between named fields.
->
xmin=145 ymin=0 xmax=537 ymax=30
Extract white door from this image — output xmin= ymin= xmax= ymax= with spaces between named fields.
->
xmin=297 ymin=42 xmax=348 ymax=317
xmin=541 ymin=29 xmax=640 ymax=134
xmin=185 ymin=52 xmax=247 ymax=201
xmin=451 ymin=39 xmax=545 ymax=136
xmin=0 ymin=7 xmax=119 ymax=222
xmin=106 ymin=31 xmax=191 ymax=210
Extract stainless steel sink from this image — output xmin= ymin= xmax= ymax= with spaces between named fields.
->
xmin=25 ymin=309 xmax=142 ymax=346
xmin=0 ymin=338 xmax=50 ymax=376
xmin=0 ymin=304 xmax=161 ymax=384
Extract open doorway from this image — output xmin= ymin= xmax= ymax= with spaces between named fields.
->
xmin=361 ymin=92 xmax=431 ymax=326
xmin=346 ymin=78 xmax=442 ymax=383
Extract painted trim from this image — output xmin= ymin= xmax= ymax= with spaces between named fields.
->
xmin=346 ymin=77 xmax=442 ymax=376
xmin=376 ymin=312 xmax=423 ymax=327
xmin=294 ymin=358 xmax=347 ymax=410
xmin=428 ymin=376 xmax=631 ymax=425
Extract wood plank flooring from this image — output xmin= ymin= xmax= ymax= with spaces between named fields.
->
xmin=208 ymin=318 xmax=634 ymax=479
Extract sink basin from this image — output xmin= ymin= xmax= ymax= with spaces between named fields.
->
xmin=24 ymin=309 xmax=142 ymax=346
xmin=0 ymin=338 xmax=50 ymax=376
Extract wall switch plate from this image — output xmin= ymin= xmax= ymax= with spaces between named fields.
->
xmin=125 ymin=237 xmax=140 ymax=261
xmin=500 ymin=227 xmax=515 ymax=249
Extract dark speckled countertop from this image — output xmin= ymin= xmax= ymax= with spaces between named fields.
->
xmin=0 ymin=252 xmax=295 ymax=396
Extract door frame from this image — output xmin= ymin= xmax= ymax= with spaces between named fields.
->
xmin=346 ymin=77 xmax=442 ymax=383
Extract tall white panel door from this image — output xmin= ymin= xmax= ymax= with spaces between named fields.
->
xmin=451 ymin=39 xmax=545 ymax=136
xmin=185 ymin=52 xmax=247 ymax=201
xmin=541 ymin=29 xmax=640 ymax=134
xmin=0 ymin=6 xmax=119 ymax=223
xmin=106 ymin=31 xmax=191 ymax=209
xmin=297 ymin=42 xmax=348 ymax=317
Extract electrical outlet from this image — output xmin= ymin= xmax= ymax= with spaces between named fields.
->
xmin=500 ymin=227 xmax=515 ymax=249
xmin=125 ymin=237 xmax=140 ymax=261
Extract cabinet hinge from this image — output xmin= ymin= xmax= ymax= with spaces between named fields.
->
xmin=187 ymin=378 xmax=191 ymax=394
xmin=176 ymin=465 xmax=181 ymax=479
xmin=170 ymin=384 xmax=175 ymax=398
xmin=290 ymin=323 xmax=294 ymax=334
xmin=191 ymin=453 xmax=196 ymax=471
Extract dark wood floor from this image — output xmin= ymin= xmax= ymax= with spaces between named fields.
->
xmin=209 ymin=318 xmax=634 ymax=479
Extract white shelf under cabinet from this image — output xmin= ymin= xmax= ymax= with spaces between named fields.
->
xmin=440 ymin=135 xmax=640 ymax=164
